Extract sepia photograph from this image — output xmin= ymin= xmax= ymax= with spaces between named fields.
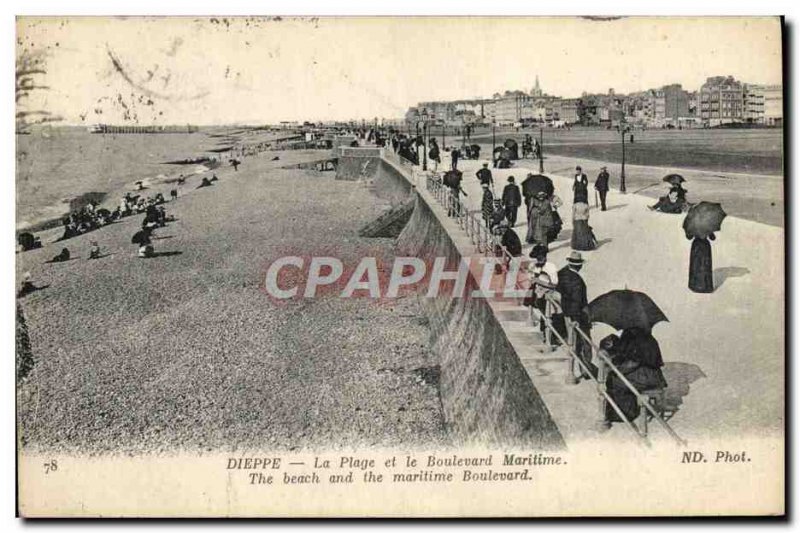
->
xmin=13 ymin=12 xmax=786 ymax=518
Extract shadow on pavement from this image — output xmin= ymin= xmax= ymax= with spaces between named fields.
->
xmin=662 ymin=362 xmax=706 ymax=415
xmin=594 ymin=238 xmax=613 ymax=250
xmin=147 ymin=251 xmax=183 ymax=258
xmin=713 ymin=266 xmax=750 ymax=289
xmin=17 ymin=284 xmax=50 ymax=298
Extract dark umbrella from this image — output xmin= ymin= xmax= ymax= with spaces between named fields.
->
xmin=663 ymin=174 xmax=685 ymax=186
xmin=521 ymin=174 xmax=554 ymax=197
xmin=683 ymin=201 xmax=726 ymax=239
xmin=131 ymin=229 xmax=151 ymax=245
xmin=589 ymin=289 xmax=668 ymax=331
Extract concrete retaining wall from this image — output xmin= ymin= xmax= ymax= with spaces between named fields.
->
xmin=336 ymin=151 xmax=412 ymax=206
xmin=366 ymin=154 xmax=566 ymax=449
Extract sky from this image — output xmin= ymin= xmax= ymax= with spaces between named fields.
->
xmin=16 ymin=16 xmax=783 ymax=125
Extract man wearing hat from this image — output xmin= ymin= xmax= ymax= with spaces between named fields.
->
xmin=557 ymin=251 xmax=593 ymax=383
xmin=450 ymin=146 xmax=460 ymax=171
xmin=573 ymin=166 xmax=589 ymax=204
xmin=501 ymin=176 xmax=522 ymax=227
xmin=594 ymin=166 xmax=610 ymax=211
xmin=476 ymin=162 xmax=493 ymax=187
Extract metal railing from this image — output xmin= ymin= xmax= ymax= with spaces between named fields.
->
xmin=421 ymin=170 xmax=686 ymax=447
xmin=530 ymin=298 xmax=686 ymax=447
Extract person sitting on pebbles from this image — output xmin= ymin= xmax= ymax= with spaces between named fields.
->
xmin=197 ymin=176 xmax=212 ymax=188
xmin=17 ymin=232 xmax=41 ymax=252
xmin=89 ymin=241 xmax=101 ymax=260
xmin=49 ymin=247 xmax=71 ymax=263
xmin=18 ymin=272 xmax=37 ymax=298
xmin=132 ymin=228 xmax=154 ymax=258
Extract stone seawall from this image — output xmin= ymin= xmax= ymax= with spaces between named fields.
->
xmin=362 ymin=152 xmax=567 ymax=448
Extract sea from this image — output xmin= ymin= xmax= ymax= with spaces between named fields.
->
xmin=15 ymin=126 xmax=280 ymax=231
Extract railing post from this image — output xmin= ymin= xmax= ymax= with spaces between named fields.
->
xmin=565 ymin=319 xmax=579 ymax=385
xmin=543 ymin=300 xmax=553 ymax=351
xmin=595 ymin=349 xmax=612 ymax=432
xmin=640 ymin=399 xmax=649 ymax=437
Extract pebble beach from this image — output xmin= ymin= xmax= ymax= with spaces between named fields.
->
xmin=16 ymin=140 xmax=448 ymax=454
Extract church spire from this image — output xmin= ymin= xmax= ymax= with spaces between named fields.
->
xmin=532 ymin=76 xmax=542 ymax=97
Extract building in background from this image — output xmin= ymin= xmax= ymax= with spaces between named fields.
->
xmin=662 ymin=84 xmax=690 ymax=124
xmin=699 ymin=76 xmax=745 ymax=126
xmin=743 ymin=85 xmax=765 ymax=123
xmin=555 ymin=99 xmax=580 ymax=124
xmin=744 ymin=84 xmax=783 ymax=126
xmin=402 ymin=75 xmax=780 ymax=131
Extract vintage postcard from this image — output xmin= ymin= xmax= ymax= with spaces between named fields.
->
xmin=15 ymin=16 xmax=785 ymax=517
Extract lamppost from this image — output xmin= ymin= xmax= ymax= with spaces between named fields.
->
xmin=620 ymin=118 xmax=630 ymax=193
xmin=492 ymin=118 xmax=496 ymax=156
xmin=538 ymin=126 xmax=544 ymax=173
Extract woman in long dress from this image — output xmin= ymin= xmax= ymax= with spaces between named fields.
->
xmin=526 ymin=192 xmax=554 ymax=246
xmin=570 ymin=202 xmax=597 ymax=251
xmin=688 ymin=232 xmax=715 ymax=293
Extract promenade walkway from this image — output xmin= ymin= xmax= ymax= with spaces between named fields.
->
xmin=441 ymin=133 xmax=783 ymax=226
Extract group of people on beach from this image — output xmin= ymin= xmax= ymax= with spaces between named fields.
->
xmin=17 ymin=157 xmax=235 ymax=297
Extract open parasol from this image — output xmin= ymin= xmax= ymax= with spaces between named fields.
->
xmin=589 ymin=289 xmax=668 ymax=331
xmin=683 ymin=201 xmax=726 ymax=239
xmin=442 ymin=169 xmax=463 ymax=188
xmin=131 ymin=229 xmax=151 ymax=245
xmin=663 ymin=174 xmax=685 ymax=186
xmin=521 ymin=173 xmax=554 ymax=197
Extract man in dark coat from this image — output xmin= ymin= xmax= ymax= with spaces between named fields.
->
xmin=557 ymin=252 xmax=593 ymax=381
xmin=450 ymin=147 xmax=460 ymax=170
xmin=476 ymin=162 xmax=493 ymax=187
xmin=573 ymin=166 xmax=589 ymax=204
xmin=501 ymin=224 xmax=522 ymax=257
xmin=502 ymin=176 xmax=522 ymax=227
xmin=594 ymin=166 xmax=610 ymax=211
